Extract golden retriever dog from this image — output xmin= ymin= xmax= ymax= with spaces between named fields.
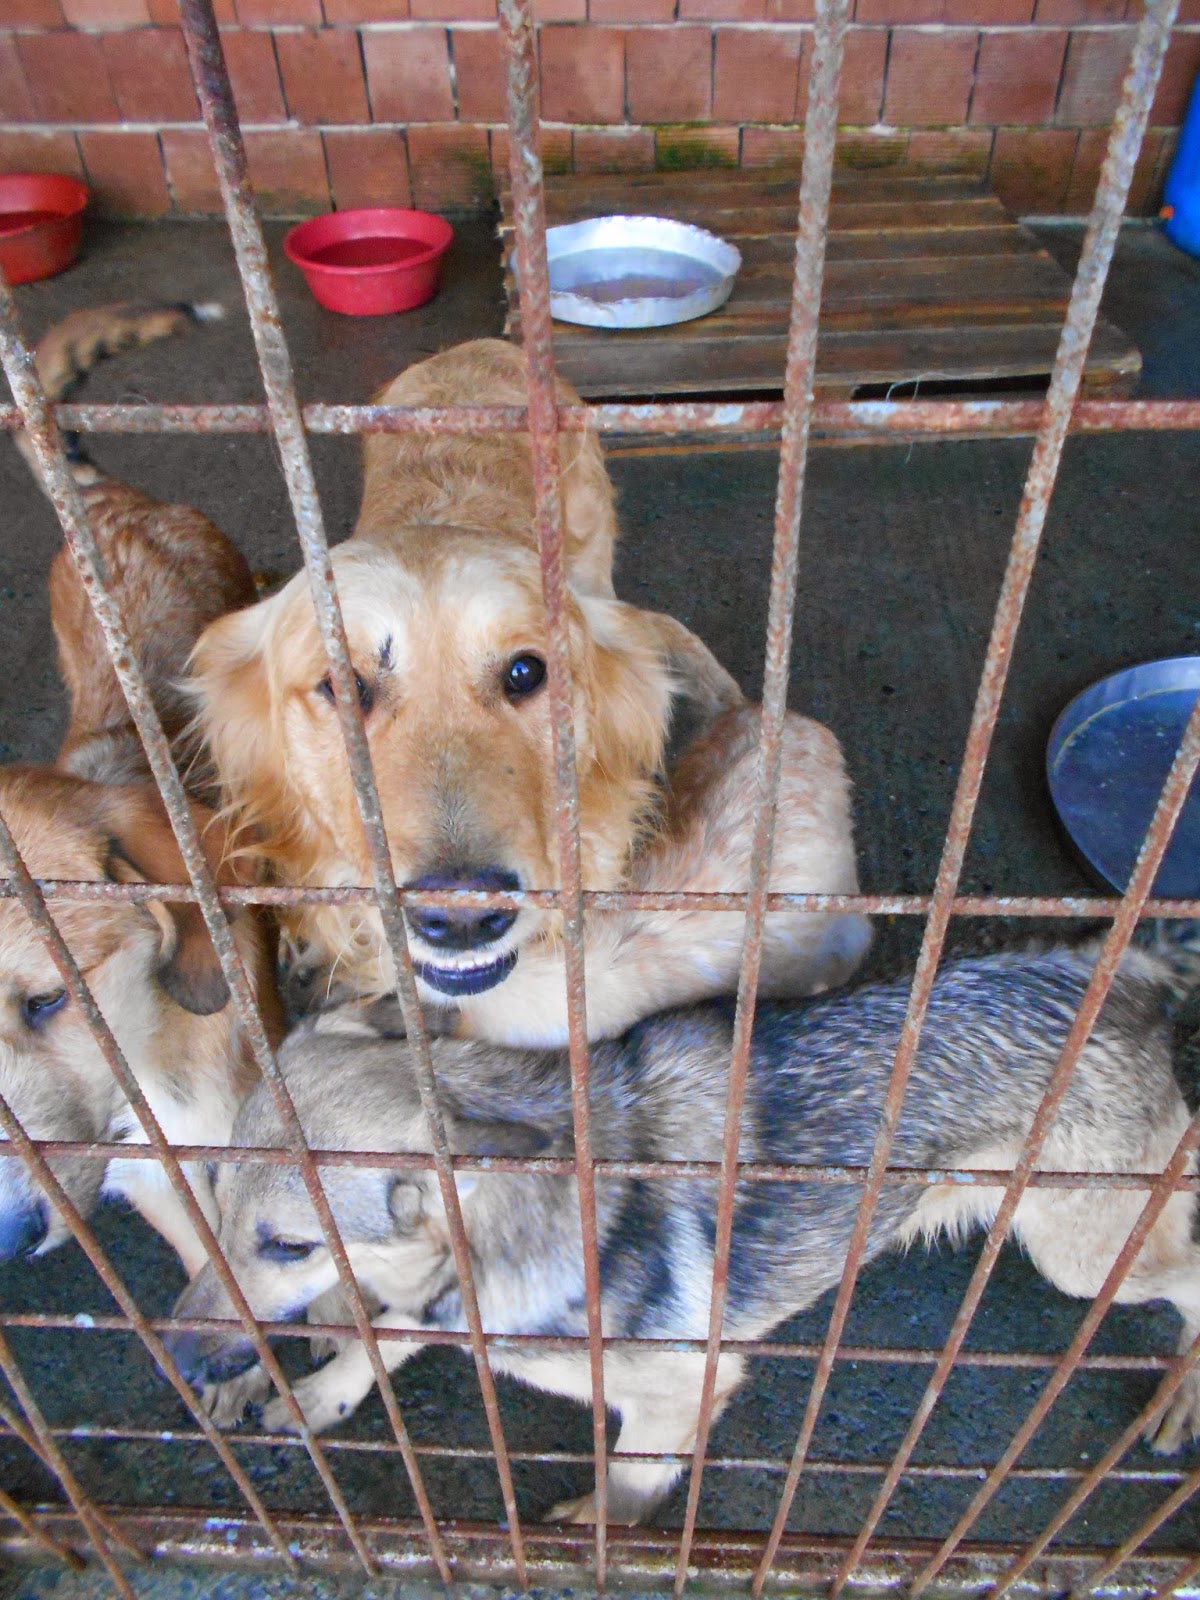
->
xmin=0 ymin=304 xmax=276 ymax=1294
xmin=190 ymin=339 xmax=870 ymax=1044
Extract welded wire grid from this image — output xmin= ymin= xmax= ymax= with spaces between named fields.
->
xmin=0 ymin=0 xmax=1195 ymax=1587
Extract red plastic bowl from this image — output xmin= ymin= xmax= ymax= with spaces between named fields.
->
xmin=284 ymin=208 xmax=454 ymax=316
xmin=0 ymin=173 xmax=89 ymax=285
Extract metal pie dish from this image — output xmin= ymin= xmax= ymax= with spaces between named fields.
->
xmin=518 ymin=215 xmax=742 ymax=330
xmin=1046 ymin=656 xmax=1200 ymax=897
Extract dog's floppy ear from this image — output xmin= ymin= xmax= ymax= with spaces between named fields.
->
xmin=103 ymin=791 xmax=230 ymax=1016
xmin=623 ymin=607 xmax=745 ymax=725
xmin=188 ymin=597 xmax=281 ymax=836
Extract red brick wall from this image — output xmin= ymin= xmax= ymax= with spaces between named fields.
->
xmin=0 ymin=0 xmax=1197 ymax=217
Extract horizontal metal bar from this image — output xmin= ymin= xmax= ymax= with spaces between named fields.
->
xmin=7 ymin=1140 xmax=1199 ymax=1191
xmin=2 ymin=398 xmax=1200 ymax=440
xmin=0 ymin=1309 xmax=1179 ymax=1370
xmin=6 ymin=878 xmax=1198 ymax=920
xmin=0 ymin=1421 xmax=1187 ymax=1485
xmin=4 ymin=1506 xmax=1199 ymax=1592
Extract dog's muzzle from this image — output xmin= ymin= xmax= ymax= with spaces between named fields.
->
xmin=405 ymin=867 xmax=521 ymax=997
xmin=0 ymin=1201 xmax=47 ymax=1264
xmin=163 ymin=1326 xmax=259 ymax=1389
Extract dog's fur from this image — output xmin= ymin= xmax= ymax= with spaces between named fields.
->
xmin=189 ymin=338 xmax=869 ymax=1040
xmin=22 ymin=303 xmax=257 ymax=789
xmin=0 ymin=304 xmax=274 ymax=1291
xmin=169 ymin=944 xmax=1200 ymax=1521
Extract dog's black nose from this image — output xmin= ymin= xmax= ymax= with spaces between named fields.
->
xmin=405 ymin=867 xmax=520 ymax=950
xmin=0 ymin=1203 xmax=47 ymax=1263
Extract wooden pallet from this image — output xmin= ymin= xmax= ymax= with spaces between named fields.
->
xmin=499 ymin=169 xmax=1141 ymax=414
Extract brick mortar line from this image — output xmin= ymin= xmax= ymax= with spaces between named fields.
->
xmin=4 ymin=16 xmax=1198 ymax=25
xmin=0 ymin=117 xmax=1184 ymax=130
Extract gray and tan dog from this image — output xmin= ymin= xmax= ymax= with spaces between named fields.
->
xmin=169 ymin=942 xmax=1200 ymax=1521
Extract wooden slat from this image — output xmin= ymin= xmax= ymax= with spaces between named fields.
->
xmin=545 ymin=322 xmax=1140 ymax=398
xmin=498 ymin=168 xmax=1141 ymax=404
xmin=502 ymin=196 xmax=1011 ymax=236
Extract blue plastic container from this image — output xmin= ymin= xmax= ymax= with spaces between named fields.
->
xmin=1164 ymin=72 xmax=1200 ymax=258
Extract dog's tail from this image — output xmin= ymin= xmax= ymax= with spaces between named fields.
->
xmin=15 ymin=301 xmax=224 ymax=491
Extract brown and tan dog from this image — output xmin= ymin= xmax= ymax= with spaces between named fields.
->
xmin=19 ymin=303 xmax=257 ymax=789
xmin=0 ymin=304 xmax=277 ymax=1298
xmin=190 ymin=339 xmax=870 ymax=1043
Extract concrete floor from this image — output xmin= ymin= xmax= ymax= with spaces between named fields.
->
xmin=0 ymin=215 xmax=1198 ymax=1594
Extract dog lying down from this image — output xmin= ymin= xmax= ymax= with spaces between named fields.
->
xmin=169 ymin=944 xmax=1200 ymax=1523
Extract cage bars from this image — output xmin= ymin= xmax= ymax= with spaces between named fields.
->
xmin=0 ymin=0 xmax=1193 ymax=1583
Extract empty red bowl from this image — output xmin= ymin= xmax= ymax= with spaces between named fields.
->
xmin=284 ymin=208 xmax=454 ymax=316
xmin=0 ymin=173 xmax=89 ymax=285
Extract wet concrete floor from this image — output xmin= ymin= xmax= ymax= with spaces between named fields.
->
xmin=0 ymin=215 xmax=1197 ymax=1594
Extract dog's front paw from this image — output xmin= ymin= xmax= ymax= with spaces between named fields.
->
xmin=1145 ymin=1371 xmax=1200 ymax=1454
xmin=199 ymin=1363 xmax=271 ymax=1429
xmin=545 ymin=1491 xmax=600 ymax=1524
xmin=260 ymin=1368 xmax=360 ymax=1436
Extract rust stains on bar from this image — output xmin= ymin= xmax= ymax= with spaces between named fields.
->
xmin=498 ymin=0 xmax=610 ymax=1572
xmin=751 ymin=0 xmax=1185 ymax=1586
xmin=2 ymin=397 xmax=1200 ymax=442
xmin=178 ymin=0 xmax=529 ymax=1578
xmin=674 ymin=0 xmax=851 ymax=1590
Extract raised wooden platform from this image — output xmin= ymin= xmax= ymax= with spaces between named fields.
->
xmin=499 ymin=169 xmax=1141 ymax=408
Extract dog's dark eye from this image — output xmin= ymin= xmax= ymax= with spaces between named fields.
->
xmin=21 ymin=990 xmax=67 ymax=1029
xmin=504 ymin=653 xmax=546 ymax=702
xmin=317 ymin=670 xmax=374 ymax=714
xmin=259 ymin=1236 xmax=319 ymax=1263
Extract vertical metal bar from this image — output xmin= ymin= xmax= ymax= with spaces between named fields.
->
xmin=0 ymin=282 xmax=391 ymax=1571
xmin=177 ymin=0 xmax=527 ymax=1579
xmin=749 ymin=0 xmax=1180 ymax=1587
xmin=854 ymin=700 xmax=1200 ymax=1600
xmin=0 ymin=1384 xmax=142 ymax=1562
xmin=497 ymin=0 xmax=609 ymax=1580
xmin=671 ymin=0 xmax=848 ymax=1591
xmin=0 ymin=798 xmax=392 ymax=1573
xmin=823 ymin=12 xmax=1185 ymax=1591
xmin=0 ymin=1482 xmax=84 ymax=1572
xmin=0 ymin=1330 xmax=136 ymax=1597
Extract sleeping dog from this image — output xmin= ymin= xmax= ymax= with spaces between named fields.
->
xmin=169 ymin=942 xmax=1200 ymax=1520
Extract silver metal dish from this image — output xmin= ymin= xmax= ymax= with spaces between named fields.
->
xmin=1046 ymin=656 xmax=1200 ymax=897
xmin=526 ymin=215 xmax=741 ymax=330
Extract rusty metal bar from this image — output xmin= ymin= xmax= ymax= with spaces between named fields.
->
xmin=824 ymin=7 xmax=1188 ymax=1590
xmin=12 ymin=1140 xmax=1200 ymax=1191
xmin=5 ymin=879 xmax=1199 ymax=921
xmin=4 ymin=1417 xmax=1195 ymax=1482
xmin=937 ymin=1326 xmax=1200 ymax=1600
xmin=0 ymin=1329 xmax=137 ymax=1596
xmin=749 ymin=0 xmax=1183 ymax=1588
xmin=0 ymin=1483 xmax=83 ymax=1572
xmin=674 ymin=1 xmax=849 ymax=1588
xmin=0 ymin=800 xmax=419 ymax=1572
xmin=0 ymin=277 xmax=401 ymax=1572
xmin=0 ymin=1309 xmax=1189 ymax=1370
xmin=4 ymin=397 xmax=1200 ymax=441
xmin=178 ymin=0 xmax=529 ymax=1579
xmin=9 ymin=1504 xmax=1200 ymax=1591
xmin=848 ymin=702 xmax=1200 ymax=1600
xmin=498 ymin=0 xmax=610 ymax=1575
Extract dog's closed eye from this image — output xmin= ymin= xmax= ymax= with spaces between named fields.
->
xmin=258 ymin=1236 xmax=320 ymax=1263
xmin=503 ymin=653 xmax=546 ymax=703
xmin=21 ymin=989 xmax=67 ymax=1030
xmin=317 ymin=670 xmax=374 ymax=715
